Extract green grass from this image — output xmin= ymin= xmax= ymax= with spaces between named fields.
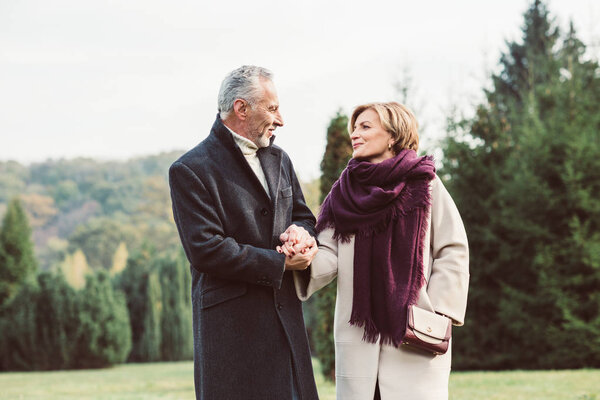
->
xmin=0 ymin=362 xmax=194 ymax=400
xmin=0 ymin=361 xmax=598 ymax=399
xmin=449 ymin=369 xmax=600 ymax=400
xmin=312 ymin=358 xmax=336 ymax=400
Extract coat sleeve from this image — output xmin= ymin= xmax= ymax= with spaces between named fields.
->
xmin=294 ymin=228 xmax=338 ymax=300
xmin=426 ymin=176 xmax=470 ymax=326
xmin=169 ymin=161 xmax=286 ymax=288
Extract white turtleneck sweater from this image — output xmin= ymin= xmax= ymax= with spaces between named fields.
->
xmin=225 ymin=126 xmax=270 ymax=198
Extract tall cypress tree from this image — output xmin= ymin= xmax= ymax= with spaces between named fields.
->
xmin=0 ymin=198 xmax=38 ymax=306
xmin=138 ymin=271 xmax=162 ymax=362
xmin=116 ymin=245 xmax=163 ymax=362
xmin=0 ymin=280 xmax=39 ymax=371
xmin=75 ymin=270 xmax=131 ymax=368
xmin=157 ymin=253 xmax=193 ymax=361
xmin=319 ymin=112 xmax=353 ymax=203
xmin=34 ymin=272 xmax=80 ymax=370
xmin=442 ymin=0 xmax=600 ymax=368
xmin=0 ymin=270 xmax=130 ymax=371
xmin=311 ymin=111 xmax=352 ymax=380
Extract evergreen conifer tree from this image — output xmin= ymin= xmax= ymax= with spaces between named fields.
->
xmin=116 ymin=246 xmax=163 ymax=362
xmin=442 ymin=0 xmax=600 ymax=368
xmin=0 ymin=198 xmax=38 ymax=306
xmin=34 ymin=272 xmax=80 ymax=370
xmin=75 ymin=270 xmax=131 ymax=368
xmin=157 ymin=254 xmax=193 ymax=361
xmin=0 ymin=280 xmax=39 ymax=371
xmin=311 ymin=111 xmax=352 ymax=379
xmin=138 ymin=271 xmax=162 ymax=362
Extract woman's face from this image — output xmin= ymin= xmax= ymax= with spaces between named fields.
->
xmin=350 ymin=109 xmax=395 ymax=163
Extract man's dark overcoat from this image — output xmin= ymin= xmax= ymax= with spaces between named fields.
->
xmin=169 ymin=116 xmax=319 ymax=400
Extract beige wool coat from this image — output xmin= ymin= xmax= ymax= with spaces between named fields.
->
xmin=295 ymin=176 xmax=469 ymax=400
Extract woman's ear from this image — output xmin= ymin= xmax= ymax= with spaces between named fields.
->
xmin=233 ymin=99 xmax=248 ymax=120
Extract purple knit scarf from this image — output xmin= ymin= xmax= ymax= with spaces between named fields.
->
xmin=316 ymin=149 xmax=435 ymax=347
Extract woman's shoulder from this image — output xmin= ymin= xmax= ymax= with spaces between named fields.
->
xmin=429 ymin=174 xmax=461 ymax=213
xmin=430 ymin=174 xmax=449 ymax=195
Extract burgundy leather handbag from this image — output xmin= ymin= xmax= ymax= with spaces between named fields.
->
xmin=403 ymin=305 xmax=452 ymax=355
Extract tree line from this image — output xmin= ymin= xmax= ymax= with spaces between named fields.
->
xmin=0 ymin=199 xmax=192 ymax=370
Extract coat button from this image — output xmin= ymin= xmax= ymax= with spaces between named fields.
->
xmin=261 ymin=208 xmax=268 ymax=216
xmin=277 ymin=303 xmax=283 ymax=310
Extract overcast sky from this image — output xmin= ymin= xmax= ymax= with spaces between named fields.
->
xmin=1 ymin=0 xmax=598 ymax=179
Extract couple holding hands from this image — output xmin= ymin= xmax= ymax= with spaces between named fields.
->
xmin=170 ymin=65 xmax=469 ymax=400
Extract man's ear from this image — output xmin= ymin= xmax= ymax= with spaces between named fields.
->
xmin=233 ymin=99 xmax=248 ymax=120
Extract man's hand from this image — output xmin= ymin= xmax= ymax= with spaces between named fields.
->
xmin=278 ymin=224 xmax=314 ymax=256
xmin=277 ymin=224 xmax=317 ymax=270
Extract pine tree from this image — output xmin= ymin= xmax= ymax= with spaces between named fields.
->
xmin=34 ymin=272 xmax=81 ymax=370
xmin=75 ymin=270 xmax=131 ymax=368
xmin=0 ymin=198 xmax=38 ymax=306
xmin=157 ymin=253 xmax=193 ymax=361
xmin=310 ymin=111 xmax=352 ymax=379
xmin=0 ymin=272 xmax=81 ymax=371
xmin=496 ymin=20 xmax=600 ymax=368
xmin=442 ymin=0 xmax=600 ymax=368
xmin=116 ymin=245 xmax=163 ymax=362
xmin=319 ymin=111 xmax=353 ymax=203
xmin=138 ymin=271 xmax=162 ymax=362
xmin=0 ymin=280 xmax=39 ymax=371
xmin=1 ymin=270 xmax=132 ymax=371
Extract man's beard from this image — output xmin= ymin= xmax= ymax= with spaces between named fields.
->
xmin=249 ymin=129 xmax=271 ymax=148
xmin=256 ymin=133 xmax=270 ymax=148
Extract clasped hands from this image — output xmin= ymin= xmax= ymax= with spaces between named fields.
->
xmin=277 ymin=224 xmax=318 ymax=271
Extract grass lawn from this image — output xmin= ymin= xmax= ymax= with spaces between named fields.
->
xmin=0 ymin=360 xmax=598 ymax=399
xmin=450 ymin=369 xmax=600 ymax=400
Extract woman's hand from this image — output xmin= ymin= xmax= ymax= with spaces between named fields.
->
xmin=277 ymin=224 xmax=316 ymax=256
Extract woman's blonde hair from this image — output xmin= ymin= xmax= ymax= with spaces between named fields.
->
xmin=349 ymin=102 xmax=419 ymax=153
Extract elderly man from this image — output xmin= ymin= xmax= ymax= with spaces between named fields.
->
xmin=169 ymin=66 xmax=319 ymax=400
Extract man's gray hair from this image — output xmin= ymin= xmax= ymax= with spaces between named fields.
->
xmin=218 ymin=65 xmax=273 ymax=119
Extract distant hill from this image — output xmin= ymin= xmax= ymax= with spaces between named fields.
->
xmin=0 ymin=151 xmax=184 ymax=270
xmin=0 ymin=150 xmax=320 ymax=270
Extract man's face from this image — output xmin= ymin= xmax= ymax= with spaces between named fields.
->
xmin=245 ymin=78 xmax=284 ymax=148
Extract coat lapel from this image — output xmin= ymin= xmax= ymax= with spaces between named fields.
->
xmin=211 ymin=116 xmax=274 ymax=203
xmin=258 ymin=145 xmax=282 ymax=206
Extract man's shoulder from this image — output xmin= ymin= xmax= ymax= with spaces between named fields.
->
xmin=170 ymin=136 xmax=221 ymax=176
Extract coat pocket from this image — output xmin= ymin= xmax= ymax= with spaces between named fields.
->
xmin=200 ymin=283 xmax=247 ymax=309
xmin=281 ymin=186 xmax=292 ymax=198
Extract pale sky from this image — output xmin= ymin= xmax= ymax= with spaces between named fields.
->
xmin=1 ymin=0 xmax=598 ymax=179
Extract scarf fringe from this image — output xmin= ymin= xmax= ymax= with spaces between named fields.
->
xmin=349 ymin=314 xmax=381 ymax=343
xmin=349 ymin=315 xmax=404 ymax=348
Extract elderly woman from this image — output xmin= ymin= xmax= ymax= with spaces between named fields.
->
xmin=281 ymin=102 xmax=469 ymax=400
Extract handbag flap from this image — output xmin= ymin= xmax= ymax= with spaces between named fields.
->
xmin=409 ymin=306 xmax=451 ymax=340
